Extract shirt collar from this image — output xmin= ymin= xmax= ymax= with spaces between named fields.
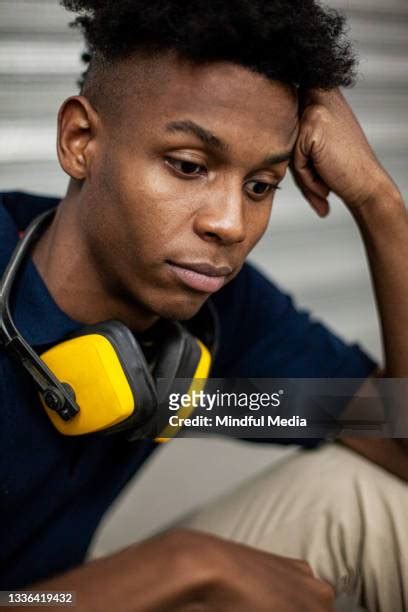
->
xmin=0 ymin=191 xmax=82 ymax=348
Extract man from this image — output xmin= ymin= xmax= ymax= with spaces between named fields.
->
xmin=0 ymin=0 xmax=407 ymax=610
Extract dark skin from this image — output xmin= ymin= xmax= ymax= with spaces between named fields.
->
xmin=26 ymin=53 xmax=408 ymax=610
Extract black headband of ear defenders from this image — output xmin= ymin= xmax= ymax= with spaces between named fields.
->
xmin=0 ymin=209 xmax=80 ymax=421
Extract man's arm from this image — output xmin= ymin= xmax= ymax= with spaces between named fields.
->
xmin=343 ymin=176 xmax=408 ymax=480
xmin=13 ymin=530 xmax=333 ymax=611
xmin=292 ymin=88 xmax=408 ymax=480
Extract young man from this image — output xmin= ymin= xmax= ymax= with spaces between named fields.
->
xmin=0 ymin=0 xmax=407 ymax=610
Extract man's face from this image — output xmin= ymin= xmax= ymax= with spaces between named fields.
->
xmin=80 ymin=53 xmax=298 ymax=323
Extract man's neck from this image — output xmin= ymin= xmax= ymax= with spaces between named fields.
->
xmin=31 ymin=189 xmax=159 ymax=332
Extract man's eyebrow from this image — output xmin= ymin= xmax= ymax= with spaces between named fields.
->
xmin=165 ymin=120 xmax=228 ymax=151
xmin=165 ymin=119 xmax=293 ymax=165
xmin=262 ymin=150 xmax=293 ymax=166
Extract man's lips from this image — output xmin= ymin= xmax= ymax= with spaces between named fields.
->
xmin=166 ymin=260 xmax=232 ymax=293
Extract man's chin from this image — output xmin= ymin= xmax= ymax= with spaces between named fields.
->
xmin=154 ymin=294 xmax=210 ymax=321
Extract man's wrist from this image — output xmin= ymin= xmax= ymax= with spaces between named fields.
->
xmin=350 ymin=178 xmax=406 ymax=232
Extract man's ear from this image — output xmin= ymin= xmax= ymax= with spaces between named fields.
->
xmin=57 ymin=95 xmax=99 ymax=180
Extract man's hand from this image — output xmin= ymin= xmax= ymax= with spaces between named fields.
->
xmin=29 ymin=529 xmax=334 ymax=611
xmin=291 ymin=88 xmax=400 ymax=216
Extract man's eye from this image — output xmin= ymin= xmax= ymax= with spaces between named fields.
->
xmin=165 ymin=158 xmax=206 ymax=176
xmin=245 ymin=180 xmax=280 ymax=197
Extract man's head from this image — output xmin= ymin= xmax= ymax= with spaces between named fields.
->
xmin=57 ymin=0 xmax=356 ymax=327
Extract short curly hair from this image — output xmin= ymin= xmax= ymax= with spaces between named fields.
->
xmin=61 ymin=0 xmax=357 ymax=91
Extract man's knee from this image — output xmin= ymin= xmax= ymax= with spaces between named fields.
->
xmin=182 ymin=443 xmax=408 ymax=601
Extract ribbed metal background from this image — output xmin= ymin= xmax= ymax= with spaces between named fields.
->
xmin=0 ymin=0 xmax=407 ymax=359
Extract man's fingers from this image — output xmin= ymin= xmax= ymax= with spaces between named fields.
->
xmin=290 ymin=164 xmax=331 ymax=217
xmin=292 ymin=140 xmax=330 ymax=194
xmin=303 ymin=189 xmax=330 ymax=217
xmin=295 ymin=167 xmax=330 ymax=199
xmin=291 ymin=558 xmax=316 ymax=576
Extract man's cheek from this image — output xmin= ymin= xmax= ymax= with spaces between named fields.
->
xmin=248 ymin=215 xmax=272 ymax=250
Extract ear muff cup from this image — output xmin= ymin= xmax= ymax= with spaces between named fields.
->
xmin=40 ymin=320 xmax=158 ymax=436
xmin=152 ymin=321 xmax=202 ymax=401
xmin=153 ymin=321 xmax=201 ymax=379
xmin=40 ymin=319 xmax=212 ymax=439
xmin=74 ymin=321 xmax=158 ymax=434
xmin=146 ymin=321 xmax=212 ymax=441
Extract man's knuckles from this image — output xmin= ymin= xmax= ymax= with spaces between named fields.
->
xmin=161 ymin=529 xmax=335 ymax=609
xmin=164 ymin=529 xmax=238 ymax=590
xmin=290 ymin=558 xmax=315 ymax=576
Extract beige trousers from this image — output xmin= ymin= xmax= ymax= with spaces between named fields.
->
xmin=180 ymin=443 xmax=408 ymax=612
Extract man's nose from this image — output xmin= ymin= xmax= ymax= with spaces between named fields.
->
xmin=193 ymin=183 xmax=246 ymax=246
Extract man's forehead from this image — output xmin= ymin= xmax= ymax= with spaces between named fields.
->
xmin=108 ymin=52 xmax=299 ymax=140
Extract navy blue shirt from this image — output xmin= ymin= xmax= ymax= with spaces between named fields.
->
xmin=0 ymin=192 xmax=377 ymax=588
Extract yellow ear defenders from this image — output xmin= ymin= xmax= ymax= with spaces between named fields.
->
xmin=0 ymin=209 xmax=212 ymax=439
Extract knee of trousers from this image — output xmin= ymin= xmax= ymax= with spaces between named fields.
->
xmin=181 ymin=443 xmax=408 ymax=595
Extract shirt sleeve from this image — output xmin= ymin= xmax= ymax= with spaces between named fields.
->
xmin=210 ymin=261 xmax=378 ymax=447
